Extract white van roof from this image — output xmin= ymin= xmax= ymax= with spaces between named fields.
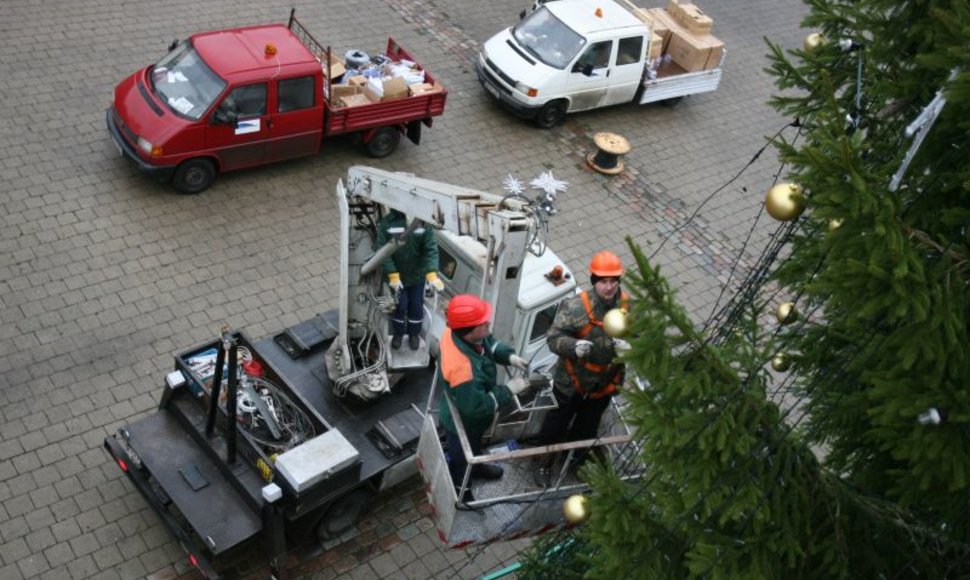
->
xmin=545 ymin=0 xmax=645 ymax=35
xmin=437 ymin=230 xmax=577 ymax=311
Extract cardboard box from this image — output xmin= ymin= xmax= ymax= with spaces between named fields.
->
xmin=648 ymin=32 xmax=663 ymax=61
xmin=667 ymin=29 xmax=724 ymax=71
xmin=666 ymin=1 xmax=713 ymax=34
xmin=339 ymin=93 xmax=372 ymax=107
xmin=332 ymin=84 xmax=359 ymax=101
xmin=382 ymin=77 xmax=409 ymax=101
xmin=328 ymin=61 xmax=347 ymax=80
xmin=408 ymin=82 xmax=444 ymax=96
xmin=348 ymin=75 xmax=368 ymax=89
xmin=363 ymin=85 xmax=382 ymax=103
xmin=646 ymin=7 xmax=680 ymax=52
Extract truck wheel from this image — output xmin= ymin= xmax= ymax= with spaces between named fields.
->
xmin=535 ymin=100 xmax=567 ymax=129
xmin=172 ymin=159 xmax=216 ymax=194
xmin=316 ymin=489 xmax=372 ymax=541
xmin=659 ymin=96 xmax=684 ymax=107
xmin=365 ymin=128 xmax=401 ymax=158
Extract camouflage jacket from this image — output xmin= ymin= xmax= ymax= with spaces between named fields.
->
xmin=547 ymin=289 xmax=626 ymax=397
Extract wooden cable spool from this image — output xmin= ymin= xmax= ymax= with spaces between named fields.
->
xmin=587 ymin=132 xmax=631 ymax=175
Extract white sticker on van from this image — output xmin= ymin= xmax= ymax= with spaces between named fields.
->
xmin=235 ymin=119 xmax=261 ymax=135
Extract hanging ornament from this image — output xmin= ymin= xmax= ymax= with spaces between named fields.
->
xmin=503 ymin=173 xmax=525 ymax=195
xmin=771 ymin=353 xmax=792 ymax=373
xmin=765 ymin=183 xmax=805 ymax=221
xmin=803 ymin=32 xmax=826 ymax=53
xmin=563 ymin=495 xmax=590 ymax=524
xmin=603 ymin=308 xmax=628 ymax=338
xmin=530 ymin=171 xmax=569 ymax=197
xmin=775 ymin=302 xmax=798 ymax=325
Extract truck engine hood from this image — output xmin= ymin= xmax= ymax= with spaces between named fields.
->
xmin=482 ymin=29 xmax=556 ymax=89
xmin=113 ymin=68 xmax=182 ymax=146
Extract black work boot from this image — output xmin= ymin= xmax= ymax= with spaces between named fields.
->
xmin=471 ymin=463 xmax=504 ymax=480
xmin=409 ymin=335 xmax=420 ymax=350
xmin=534 ymin=455 xmax=556 ymax=487
xmin=391 ymin=334 xmax=403 ymax=350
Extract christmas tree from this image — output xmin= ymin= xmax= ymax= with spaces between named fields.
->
xmin=519 ymin=0 xmax=969 ymax=576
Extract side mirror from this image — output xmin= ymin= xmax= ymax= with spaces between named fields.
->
xmin=168 ymin=39 xmax=178 ymax=52
xmin=519 ymin=9 xmax=526 ymax=19
xmin=573 ymin=62 xmax=594 ymax=76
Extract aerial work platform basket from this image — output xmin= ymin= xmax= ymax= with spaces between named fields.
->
xmin=415 ymin=371 xmax=646 ymax=548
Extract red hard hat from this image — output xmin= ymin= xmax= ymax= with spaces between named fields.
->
xmin=447 ymin=294 xmax=493 ymax=329
xmin=590 ymin=251 xmax=624 ymax=277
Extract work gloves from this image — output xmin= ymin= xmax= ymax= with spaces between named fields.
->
xmin=509 ymin=354 xmax=529 ymax=371
xmin=426 ymin=271 xmax=445 ymax=292
xmin=574 ymin=339 xmax=593 ymax=359
xmin=612 ymin=338 xmax=632 ymax=354
xmin=388 ymin=272 xmax=403 ymax=292
xmin=507 ymin=376 xmax=531 ymax=396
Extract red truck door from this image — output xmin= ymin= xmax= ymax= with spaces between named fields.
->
xmin=207 ymin=83 xmax=270 ymax=169
xmin=268 ymin=74 xmax=324 ymax=161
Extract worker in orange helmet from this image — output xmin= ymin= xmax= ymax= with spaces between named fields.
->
xmin=534 ymin=250 xmax=632 ymax=487
xmin=438 ymin=294 xmax=530 ymax=500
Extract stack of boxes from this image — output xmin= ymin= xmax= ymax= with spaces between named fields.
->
xmin=633 ymin=1 xmax=724 ymax=74
xmin=327 ymin=54 xmax=444 ymax=108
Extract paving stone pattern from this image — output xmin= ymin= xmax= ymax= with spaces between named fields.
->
xmin=0 ymin=0 xmax=807 ymax=578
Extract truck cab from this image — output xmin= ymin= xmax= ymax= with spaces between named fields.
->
xmin=477 ymin=0 xmax=649 ymax=127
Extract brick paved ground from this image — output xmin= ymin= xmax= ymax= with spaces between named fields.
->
xmin=0 ymin=0 xmax=807 ymax=578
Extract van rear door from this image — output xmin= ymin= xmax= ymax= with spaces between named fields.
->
xmin=269 ymin=74 xmax=325 ymax=162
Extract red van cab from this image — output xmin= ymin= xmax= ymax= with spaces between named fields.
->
xmin=107 ymin=13 xmax=447 ymax=193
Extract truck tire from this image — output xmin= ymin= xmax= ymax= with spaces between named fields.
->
xmin=172 ymin=158 xmax=216 ymax=194
xmin=316 ymin=489 xmax=373 ymax=541
xmin=535 ymin=100 xmax=567 ymax=129
xmin=659 ymin=96 xmax=684 ymax=107
xmin=365 ymin=127 xmax=401 ymax=158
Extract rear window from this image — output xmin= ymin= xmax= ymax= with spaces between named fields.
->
xmin=617 ymin=36 xmax=643 ymax=65
xmin=278 ymin=76 xmax=315 ymax=112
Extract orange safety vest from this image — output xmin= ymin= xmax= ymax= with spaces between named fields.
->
xmin=564 ymin=290 xmax=628 ymax=399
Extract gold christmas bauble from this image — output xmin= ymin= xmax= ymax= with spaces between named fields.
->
xmin=771 ymin=353 xmax=792 ymax=373
xmin=828 ymin=218 xmax=844 ymax=232
xmin=775 ymin=302 xmax=798 ymax=325
xmin=563 ymin=495 xmax=590 ymax=524
xmin=803 ymin=32 xmax=826 ymax=53
xmin=765 ymin=183 xmax=805 ymax=222
xmin=603 ymin=308 xmax=628 ymax=338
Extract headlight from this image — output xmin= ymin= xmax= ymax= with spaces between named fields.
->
xmin=515 ymin=82 xmax=538 ymax=97
xmin=137 ymin=137 xmax=163 ymax=157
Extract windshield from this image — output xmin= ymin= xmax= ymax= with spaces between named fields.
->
xmin=150 ymin=41 xmax=226 ymax=120
xmin=512 ymin=7 xmax=585 ymax=69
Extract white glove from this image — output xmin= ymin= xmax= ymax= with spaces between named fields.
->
xmin=425 ymin=272 xmax=445 ymax=292
xmin=507 ymin=376 xmax=530 ymax=396
xmin=509 ymin=354 xmax=529 ymax=371
xmin=388 ymin=273 xmax=403 ymax=293
xmin=574 ymin=340 xmax=593 ymax=359
xmin=612 ymin=338 xmax=632 ymax=354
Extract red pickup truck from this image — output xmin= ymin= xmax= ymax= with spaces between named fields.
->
xmin=107 ymin=11 xmax=448 ymax=193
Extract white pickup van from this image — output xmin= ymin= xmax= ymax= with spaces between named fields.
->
xmin=476 ymin=0 xmax=724 ymax=128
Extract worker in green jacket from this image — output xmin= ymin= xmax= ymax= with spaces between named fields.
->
xmin=374 ymin=209 xmax=445 ymax=350
xmin=438 ymin=294 xmax=530 ymax=500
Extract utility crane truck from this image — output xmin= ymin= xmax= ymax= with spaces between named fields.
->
xmin=103 ymin=167 xmax=643 ymax=578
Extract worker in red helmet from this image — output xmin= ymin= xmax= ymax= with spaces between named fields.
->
xmin=438 ymin=294 xmax=530 ymax=500
xmin=534 ymin=250 xmax=632 ymax=487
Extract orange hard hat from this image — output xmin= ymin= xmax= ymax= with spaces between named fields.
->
xmin=446 ymin=294 xmax=493 ymax=329
xmin=590 ymin=251 xmax=623 ymax=277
